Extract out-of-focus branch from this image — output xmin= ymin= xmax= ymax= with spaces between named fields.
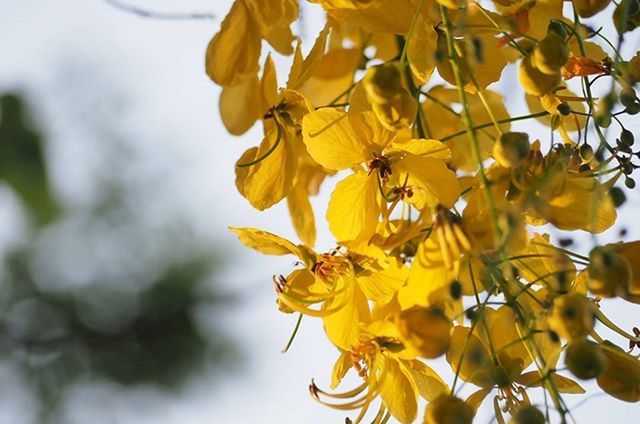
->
xmin=103 ymin=0 xmax=215 ymax=20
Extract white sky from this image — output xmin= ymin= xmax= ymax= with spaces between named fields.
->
xmin=1 ymin=1 xmax=640 ymax=423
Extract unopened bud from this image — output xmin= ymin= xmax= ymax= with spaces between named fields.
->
xmin=396 ymin=307 xmax=451 ymax=359
xmin=424 ymin=395 xmax=474 ymax=424
xmin=362 ymin=63 xmax=403 ymax=104
xmin=493 ymin=132 xmax=531 ymax=168
xmin=565 ymin=338 xmax=606 ymax=379
xmin=547 ymin=293 xmax=595 ymax=341
xmin=588 ymin=246 xmax=631 ymax=297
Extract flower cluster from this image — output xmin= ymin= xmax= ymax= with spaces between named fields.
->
xmin=206 ymin=0 xmax=640 ymax=422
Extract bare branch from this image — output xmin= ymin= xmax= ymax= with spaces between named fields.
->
xmin=103 ymin=0 xmax=215 ymax=20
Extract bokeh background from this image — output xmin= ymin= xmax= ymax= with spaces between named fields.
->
xmin=1 ymin=1 xmax=640 ymax=422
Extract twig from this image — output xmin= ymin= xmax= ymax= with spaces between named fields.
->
xmin=103 ymin=0 xmax=215 ymax=20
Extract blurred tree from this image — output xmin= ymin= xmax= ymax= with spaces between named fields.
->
xmin=0 ymin=94 xmax=58 ymax=225
xmin=0 ymin=92 xmax=237 ymax=422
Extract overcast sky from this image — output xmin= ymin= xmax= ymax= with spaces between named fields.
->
xmin=2 ymin=1 xmax=640 ymax=423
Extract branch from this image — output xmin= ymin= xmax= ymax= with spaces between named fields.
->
xmin=103 ymin=0 xmax=215 ymax=20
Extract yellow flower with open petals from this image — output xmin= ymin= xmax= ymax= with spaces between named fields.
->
xmin=302 ymin=109 xmax=459 ymax=244
xmin=311 ymin=320 xmax=448 ymax=424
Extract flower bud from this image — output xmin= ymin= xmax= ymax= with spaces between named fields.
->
xmin=363 ymin=63 xmax=403 ymax=104
xmin=547 ymin=20 xmax=568 ymax=39
xmin=588 ymin=246 xmax=631 ymax=297
xmin=396 ymin=307 xmax=451 ymax=359
xmin=493 ymin=132 xmax=530 ymax=168
xmin=509 ymin=406 xmax=546 ymax=424
xmin=424 ymin=395 xmax=474 ymax=424
xmin=573 ymin=0 xmax=612 ymax=18
xmin=518 ymin=55 xmax=561 ymax=96
xmin=579 ymin=144 xmax=594 ymax=162
xmin=547 ymin=293 xmax=595 ymax=341
xmin=533 ymin=34 xmax=569 ymax=75
xmin=371 ymin=91 xmax=417 ymax=130
xmin=565 ymin=339 xmax=606 ymax=380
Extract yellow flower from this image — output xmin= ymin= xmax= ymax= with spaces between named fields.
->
xmin=311 ymin=320 xmax=448 ymax=424
xmin=302 ymin=108 xmax=459 ymax=243
xmin=447 ymin=306 xmax=583 ymax=417
xmin=230 ymin=227 xmax=412 ymax=349
xmin=507 ymin=141 xmax=618 ymax=233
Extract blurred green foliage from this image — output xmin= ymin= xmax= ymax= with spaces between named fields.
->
xmin=0 ymin=92 xmax=237 ymax=420
xmin=0 ymin=94 xmax=58 ymax=225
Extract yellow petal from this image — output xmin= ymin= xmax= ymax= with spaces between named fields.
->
xmin=486 ymin=306 xmax=531 ymax=377
xmin=286 ymin=178 xmax=316 ymax=247
xmin=466 ymin=388 xmax=492 ymax=412
xmin=378 ymin=358 xmax=418 ymax=424
xmin=322 ymin=283 xmax=371 ymax=349
xmin=613 ymin=241 xmax=640 ymax=303
xmin=394 ymin=153 xmax=460 ymax=209
xmin=325 ymin=0 xmax=415 ymax=34
xmin=446 ymin=325 xmax=494 ymax=388
xmin=220 ymin=76 xmax=262 ymax=135
xmin=327 ymin=171 xmax=380 ymax=242
xmin=422 ymin=87 xmax=509 ymax=171
xmin=287 ymin=25 xmax=331 ymax=90
xmin=388 ymin=138 xmax=451 ymax=161
xmin=514 ymin=233 xmax=576 ymax=291
xmin=398 ymin=237 xmax=453 ymax=309
xmin=229 ymin=226 xmax=309 ymax=259
xmin=357 ymin=259 xmax=409 ymax=304
xmin=262 ymin=24 xmax=296 ymax=55
xmin=302 ymin=109 xmax=370 ymax=170
xmin=205 ymin=0 xmax=261 ymax=86
xmin=517 ymin=371 xmax=585 ymax=394
xmin=399 ymin=360 xmax=449 ymax=401
xmin=242 ymin=125 xmax=299 ymax=210
xmin=244 ymin=0 xmax=298 ymax=54
xmin=235 ymin=146 xmax=258 ymax=198
xmin=597 ymin=342 xmax=640 ymax=402
xmin=244 ymin=0 xmax=297 ymax=29
xmin=437 ymin=34 xmax=508 ymax=93
xmin=545 ymin=179 xmax=616 ymax=233
xmin=330 ymin=351 xmax=353 ymax=389
xmin=349 ymin=111 xmax=399 ymax=150
xmin=408 ymin=23 xmax=437 ymax=84
xmin=299 ymin=48 xmax=361 ymax=107
xmin=277 ymin=268 xmax=321 ymax=313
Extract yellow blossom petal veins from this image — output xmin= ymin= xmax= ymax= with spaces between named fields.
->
xmin=399 ymin=360 xmax=448 ymax=401
xmin=322 ymin=283 xmax=371 ymax=350
xmin=378 ymin=358 xmax=418 ymax=424
xmin=326 ymin=171 xmax=380 ymax=243
xmin=241 ymin=126 xmax=299 ymax=210
xmin=302 ymin=109 xmax=371 ymax=170
xmin=394 ymin=153 xmax=460 ymax=209
xmin=357 ymin=259 xmax=409 ymax=304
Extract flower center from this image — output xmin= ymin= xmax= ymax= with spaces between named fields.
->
xmin=368 ymin=153 xmax=393 ymax=180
